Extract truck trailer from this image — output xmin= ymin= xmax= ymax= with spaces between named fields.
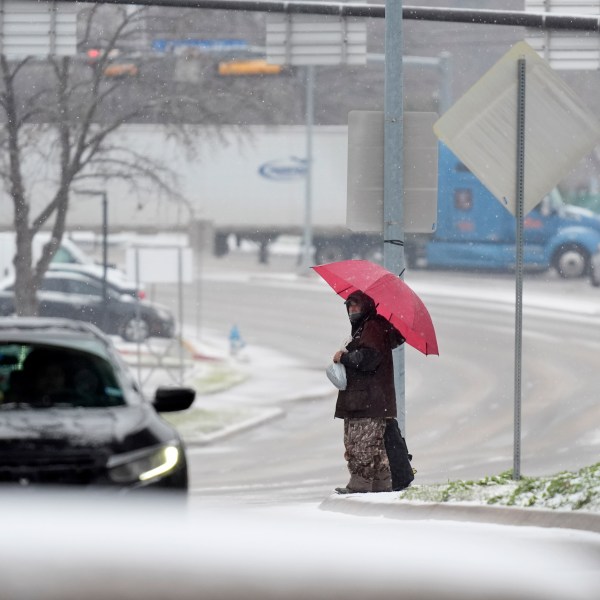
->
xmin=43 ymin=124 xmax=600 ymax=278
xmin=55 ymin=124 xmax=377 ymax=265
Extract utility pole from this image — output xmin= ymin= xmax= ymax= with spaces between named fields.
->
xmin=75 ymin=189 xmax=109 ymax=330
xmin=383 ymin=0 xmax=406 ymax=432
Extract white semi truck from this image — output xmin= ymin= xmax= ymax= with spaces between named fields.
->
xmin=60 ymin=124 xmax=381 ymax=264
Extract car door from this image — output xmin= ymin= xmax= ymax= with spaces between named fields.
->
xmin=63 ymin=277 xmax=105 ymax=327
xmin=38 ymin=277 xmax=82 ymax=321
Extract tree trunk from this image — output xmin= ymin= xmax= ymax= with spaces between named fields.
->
xmin=14 ymin=228 xmax=38 ymax=316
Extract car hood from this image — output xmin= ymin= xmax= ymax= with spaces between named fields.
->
xmin=562 ymin=204 xmax=600 ymax=228
xmin=0 ymin=405 xmax=160 ymax=454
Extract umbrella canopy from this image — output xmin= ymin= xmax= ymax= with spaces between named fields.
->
xmin=312 ymin=259 xmax=439 ymax=356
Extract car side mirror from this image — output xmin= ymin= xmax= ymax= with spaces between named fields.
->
xmin=153 ymin=387 xmax=195 ymax=412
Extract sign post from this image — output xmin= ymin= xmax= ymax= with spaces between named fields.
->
xmin=383 ymin=0 xmax=406 ymax=432
xmin=434 ymin=41 xmax=600 ymax=479
xmin=513 ymin=57 xmax=526 ymax=480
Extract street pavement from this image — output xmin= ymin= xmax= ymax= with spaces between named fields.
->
xmin=114 ymin=271 xmax=600 ymax=535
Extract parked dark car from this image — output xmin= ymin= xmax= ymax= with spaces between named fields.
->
xmin=48 ymin=263 xmax=147 ymax=299
xmin=0 ymin=270 xmax=174 ymax=342
xmin=0 ymin=318 xmax=194 ymax=490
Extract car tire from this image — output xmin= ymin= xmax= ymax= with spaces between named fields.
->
xmin=553 ymin=245 xmax=589 ymax=279
xmin=362 ymin=244 xmax=383 ymax=264
xmin=120 ymin=316 xmax=150 ymax=343
xmin=314 ymin=242 xmax=347 ymax=265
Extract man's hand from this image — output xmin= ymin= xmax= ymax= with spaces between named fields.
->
xmin=333 ymin=350 xmax=345 ymax=363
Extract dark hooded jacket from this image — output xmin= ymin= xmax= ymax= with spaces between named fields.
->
xmin=334 ymin=291 xmax=403 ymax=419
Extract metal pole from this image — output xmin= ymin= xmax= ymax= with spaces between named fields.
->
xmin=101 ymin=192 xmax=108 ymax=330
xmin=383 ymin=0 xmax=406 ymax=433
xmin=301 ymin=64 xmax=315 ymax=271
xmin=63 ymin=0 xmax=600 ymax=32
xmin=513 ymin=57 xmax=526 ymax=481
xmin=178 ymin=246 xmax=184 ymax=385
xmin=195 ymin=239 xmax=202 ymax=340
xmin=438 ymin=51 xmax=453 ymax=114
xmin=135 ymin=247 xmax=141 ymax=384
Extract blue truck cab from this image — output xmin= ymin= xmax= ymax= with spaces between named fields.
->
xmin=407 ymin=144 xmax=600 ymax=278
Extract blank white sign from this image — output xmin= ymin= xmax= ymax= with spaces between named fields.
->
xmin=125 ymin=246 xmax=193 ymax=284
xmin=346 ymin=111 xmax=438 ymax=233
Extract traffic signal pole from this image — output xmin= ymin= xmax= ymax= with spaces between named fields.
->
xmin=383 ymin=0 xmax=406 ymax=433
xmin=69 ymin=1 xmax=600 ymax=33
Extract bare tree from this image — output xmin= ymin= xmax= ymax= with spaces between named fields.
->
xmin=0 ymin=4 xmax=262 ymax=316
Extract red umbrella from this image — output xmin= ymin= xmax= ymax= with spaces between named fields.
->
xmin=312 ymin=259 xmax=439 ymax=356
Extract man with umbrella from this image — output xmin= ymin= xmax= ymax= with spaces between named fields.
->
xmin=332 ymin=290 xmax=404 ymax=494
xmin=314 ymin=259 xmax=439 ymax=494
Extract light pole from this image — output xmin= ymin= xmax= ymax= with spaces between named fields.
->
xmin=300 ymin=64 xmax=315 ymax=272
xmin=74 ymin=189 xmax=109 ymax=328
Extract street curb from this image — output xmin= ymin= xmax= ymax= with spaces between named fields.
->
xmin=183 ymin=407 xmax=286 ymax=446
xmin=319 ymin=496 xmax=600 ymax=534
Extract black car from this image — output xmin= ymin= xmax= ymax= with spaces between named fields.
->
xmin=47 ymin=263 xmax=147 ymax=299
xmin=0 ymin=270 xmax=174 ymax=342
xmin=0 ymin=318 xmax=194 ymax=490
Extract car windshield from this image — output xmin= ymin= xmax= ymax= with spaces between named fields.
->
xmin=0 ymin=343 xmax=125 ymax=409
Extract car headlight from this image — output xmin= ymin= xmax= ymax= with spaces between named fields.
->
xmin=107 ymin=443 xmax=182 ymax=484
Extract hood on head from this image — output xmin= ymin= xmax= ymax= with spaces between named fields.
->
xmin=345 ymin=291 xmax=376 ymax=318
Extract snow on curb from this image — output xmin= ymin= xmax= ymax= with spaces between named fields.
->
xmin=319 ymin=495 xmax=600 ymax=534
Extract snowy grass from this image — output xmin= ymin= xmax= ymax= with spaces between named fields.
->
xmin=399 ymin=463 xmax=600 ymax=512
xmin=162 ymin=406 xmax=259 ymax=435
xmin=188 ymin=361 xmax=249 ymax=394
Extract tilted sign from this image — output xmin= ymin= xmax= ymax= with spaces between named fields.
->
xmin=0 ymin=1 xmax=78 ymax=57
xmin=526 ymin=1 xmax=600 ymax=69
xmin=266 ymin=14 xmax=367 ymax=66
xmin=433 ymin=41 xmax=600 ymax=216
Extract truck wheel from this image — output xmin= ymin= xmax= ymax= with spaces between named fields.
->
xmin=315 ymin=243 xmax=347 ymax=265
xmin=553 ymin=245 xmax=589 ymax=278
xmin=362 ymin=245 xmax=383 ymax=264
xmin=405 ymin=245 xmax=419 ymax=269
xmin=214 ymin=233 xmax=229 ymax=257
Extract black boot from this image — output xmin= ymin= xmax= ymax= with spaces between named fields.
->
xmin=334 ymin=487 xmax=368 ymax=495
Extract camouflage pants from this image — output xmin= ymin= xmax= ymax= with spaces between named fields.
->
xmin=343 ymin=417 xmax=391 ymax=492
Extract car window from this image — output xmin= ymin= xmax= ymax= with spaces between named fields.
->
xmin=40 ymin=278 xmax=67 ymax=293
xmin=66 ymin=278 xmax=103 ymax=296
xmin=0 ymin=343 xmax=125 ymax=408
xmin=52 ymin=246 xmax=77 ymax=264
